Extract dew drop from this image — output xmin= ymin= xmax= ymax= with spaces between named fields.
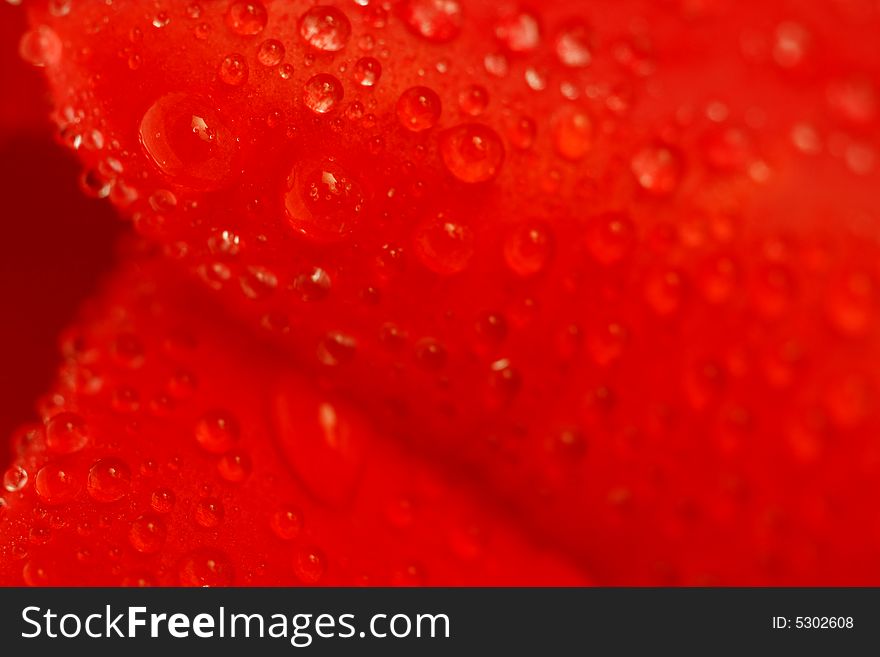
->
xmin=552 ymin=107 xmax=593 ymax=161
xmin=495 ymin=9 xmax=540 ymax=52
xmin=194 ymin=497 xmax=224 ymax=528
xmin=219 ymin=53 xmax=248 ymax=86
xmin=23 ymin=561 xmax=49 ymax=587
xmin=773 ymin=21 xmax=809 ymax=69
xmin=46 ymin=412 xmax=88 ymax=454
xmin=458 ymin=84 xmax=488 ymax=117
xmin=284 ymin=159 xmax=364 ymax=242
xmin=294 ymin=547 xmax=326 ymax=584
xmin=503 ymin=222 xmax=554 ymax=276
xmin=195 ymin=411 xmax=241 ymax=454
xmin=556 ymin=21 xmax=592 ymax=67
xmin=396 ymin=86 xmax=442 ymax=132
xmin=439 ymin=123 xmax=505 ymax=183
xmin=139 ymin=93 xmax=236 ymax=190
xmin=129 ymin=514 xmax=166 ymax=554
xmin=415 ymin=338 xmax=447 ymax=370
xmin=299 ymin=5 xmax=351 ymax=52
xmin=317 ymin=332 xmax=357 ymax=366
xmin=645 ymin=269 xmax=686 ymax=315
xmin=303 ymin=73 xmax=344 ymax=114
xmin=179 ymin=549 xmax=234 ymax=586
xmin=257 ymin=39 xmax=285 ymax=67
xmin=151 ymin=488 xmax=175 ymax=513
xmin=506 ymin=114 xmax=536 ymax=150
xmin=631 ymin=144 xmax=682 ymax=195
xmin=3 ymin=466 xmax=28 ymax=493
xmin=401 ymin=0 xmax=463 ymax=43
xmin=225 ymin=1 xmax=267 ymax=36
xmin=270 ymin=507 xmax=303 ymax=540
xmin=295 ymin=266 xmax=332 ymax=301
xmin=413 ymin=215 xmax=474 ymax=275
xmin=353 ymin=56 xmax=382 ymax=87
xmin=586 ymin=212 xmax=635 ymax=265
xmin=218 ymin=450 xmax=252 ymax=483
xmin=87 ymin=458 xmax=131 ymax=503
xmin=19 ymin=26 xmax=62 ymax=68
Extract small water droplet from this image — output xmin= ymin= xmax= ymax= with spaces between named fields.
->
xmin=401 ymin=0 xmax=463 ymax=43
xmin=586 ymin=212 xmax=635 ymax=265
xmin=139 ymin=93 xmax=236 ymax=190
xmin=353 ymin=56 xmax=382 ymax=87
xmin=556 ymin=21 xmax=592 ymax=67
xmin=194 ymin=497 xmax=224 ymax=528
xmin=631 ymin=144 xmax=682 ymax=195
xmin=503 ymin=222 xmax=554 ymax=276
xmin=317 ymin=332 xmax=357 ymax=366
xmin=3 ymin=466 xmax=28 ymax=493
xmin=270 ymin=507 xmax=303 ymax=540
xmin=457 ymin=84 xmax=489 ymax=116
xmin=295 ymin=266 xmax=332 ymax=301
xmin=128 ymin=514 xmax=166 ymax=554
xmin=396 ymin=86 xmax=442 ymax=132
xmin=495 ymin=9 xmax=540 ymax=52
xmin=299 ymin=5 xmax=352 ymax=52
xmin=45 ymin=412 xmax=88 ymax=454
xmin=294 ymin=547 xmax=326 ymax=584
xmin=218 ymin=450 xmax=251 ymax=483
xmin=151 ymin=488 xmax=175 ymax=513
xmin=257 ymin=39 xmax=285 ymax=67
xmin=179 ymin=549 xmax=234 ymax=586
xmin=440 ymin=123 xmax=505 ymax=183
xmin=303 ymin=73 xmax=344 ymax=114
xmin=219 ymin=53 xmax=248 ymax=86
xmin=152 ymin=12 xmax=171 ymax=29
xmin=87 ymin=458 xmax=131 ymax=502
xmin=645 ymin=269 xmax=686 ymax=315
xmin=195 ymin=411 xmax=241 ymax=454
xmin=225 ymin=1 xmax=267 ymax=36
xmin=552 ymin=106 xmax=592 ymax=161
xmin=773 ymin=21 xmax=809 ymax=69
xmin=413 ymin=215 xmax=474 ymax=274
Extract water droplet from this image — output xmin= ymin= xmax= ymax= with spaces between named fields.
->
xmin=3 ymin=466 xmax=28 ymax=493
xmin=129 ymin=514 xmax=166 ymax=553
xmin=505 ymin=114 xmax=536 ymax=150
xmin=294 ymin=547 xmax=326 ymax=584
xmin=218 ymin=450 xmax=252 ymax=483
xmin=552 ymin=106 xmax=592 ymax=161
xmin=401 ymin=0 xmax=463 ymax=43
xmin=151 ymin=488 xmax=175 ymax=513
xmin=303 ymin=73 xmax=344 ymax=114
xmin=299 ymin=5 xmax=351 ymax=52
xmin=194 ymin=497 xmax=224 ymax=528
xmin=257 ymin=39 xmax=285 ymax=67
xmin=586 ymin=212 xmax=635 ymax=265
xmin=239 ymin=266 xmax=278 ymax=300
xmin=524 ymin=66 xmax=547 ymax=91
xmin=413 ymin=215 xmax=474 ymax=274
xmin=495 ymin=9 xmax=540 ymax=52
xmin=645 ymin=269 xmax=686 ymax=315
xmin=19 ymin=26 xmax=62 ymax=67
xmin=179 ymin=549 xmax=234 ymax=586
xmin=22 ymin=561 xmax=49 ymax=587
xmin=270 ymin=507 xmax=303 ymax=540
xmin=440 ymin=123 xmax=505 ymax=183
xmin=487 ymin=358 xmax=521 ymax=406
xmin=273 ymin=393 xmax=366 ymax=507
xmin=503 ymin=222 xmax=554 ymax=276
xmin=139 ymin=93 xmax=236 ymax=190
xmin=152 ymin=12 xmax=171 ymax=29
xmin=284 ymin=159 xmax=364 ymax=242
xmin=225 ymin=1 xmax=267 ymax=36
xmin=396 ymin=86 xmax=442 ymax=132
xmin=219 ymin=53 xmax=248 ymax=86
xmin=773 ymin=21 xmax=809 ymax=69
xmin=295 ymin=266 xmax=332 ymax=301
xmin=631 ymin=144 xmax=682 ymax=195
xmin=458 ymin=84 xmax=488 ymax=116
xmin=353 ymin=56 xmax=382 ymax=87
xmin=556 ymin=21 xmax=592 ymax=67
xmin=317 ymin=332 xmax=357 ymax=366
xmin=484 ymin=52 xmax=509 ymax=77
xmin=415 ymin=338 xmax=447 ymax=370
xmin=827 ymin=77 xmax=877 ymax=125
xmin=827 ymin=271 xmax=874 ymax=337
xmin=45 ymin=412 xmax=88 ymax=454
xmin=195 ymin=411 xmax=241 ymax=454
xmin=87 ymin=458 xmax=131 ymax=502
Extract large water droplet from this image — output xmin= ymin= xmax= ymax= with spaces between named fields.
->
xmin=413 ymin=214 xmax=474 ymax=274
xmin=299 ymin=5 xmax=352 ymax=52
xmin=139 ymin=93 xmax=236 ymax=190
xmin=225 ymin=1 xmax=267 ymax=36
xmin=19 ymin=26 xmax=62 ymax=68
xmin=284 ymin=159 xmax=364 ymax=242
xmin=273 ymin=390 xmax=366 ymax=507
xmin=257 ymin=39 xmax=285 ymax=67
xmin=396 ymin=86 xmax=442 ymax=132
xmin=87 ymin=458 xmax=131 ymax=502
xmin=3 ymin=465 xmax=28 ymax=493
xmin=303 ymin=73 xmax=344 ymax=114
xmin=439 ymin=123 xmax=505 ymax=183
xmin=401 ymin=0 xmax=463 ymax=43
